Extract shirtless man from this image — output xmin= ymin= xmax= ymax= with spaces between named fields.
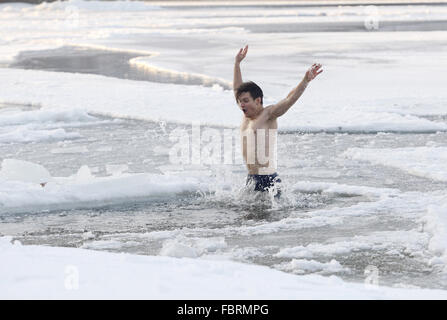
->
xmin=233 ymin=45 xmax=323 ymax=196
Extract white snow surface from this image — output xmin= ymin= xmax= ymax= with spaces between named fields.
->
xmin=2 ymin=0 xmax=447 ymax=298
xmin=1 ymin=68 xmax=446 ymax=133
xmin=2 ymin=236 xmax=447 ymax=299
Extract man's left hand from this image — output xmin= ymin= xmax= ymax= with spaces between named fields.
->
xmin=304 ymin=63 xmax=323 ymax=82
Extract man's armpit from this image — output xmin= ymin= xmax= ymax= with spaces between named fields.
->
xmin=265 ymin=104 xmax=279 ymax=120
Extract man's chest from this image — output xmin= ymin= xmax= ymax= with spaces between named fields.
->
xmin=240 ymin=117 xmax=277 ymax=133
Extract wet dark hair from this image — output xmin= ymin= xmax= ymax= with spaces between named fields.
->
xmin=236 ymin=81 xmax=263 ymax=105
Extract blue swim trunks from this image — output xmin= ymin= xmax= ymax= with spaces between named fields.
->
xmin=246 ymin=173 xmax=281 ymax=197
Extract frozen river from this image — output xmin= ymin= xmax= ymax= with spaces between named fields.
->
xmin=2 ymin=100 xmax=447 ymax=289
xmin=1 ymin=0 xmax=447 ymax=294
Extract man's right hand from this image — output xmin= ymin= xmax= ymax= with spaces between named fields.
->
xmin=235 ymin=45 xmax=248 ymax=64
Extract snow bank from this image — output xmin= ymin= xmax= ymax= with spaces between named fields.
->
xmin=2 ymin=237 xmax=447 ymax=299
xmin=0 ymin=159 xmax=206 ymax=212
xmin=0 ymin=68 xmax=238 ymax=128
xmin=1 ymin=68 xmax=446 ymax=133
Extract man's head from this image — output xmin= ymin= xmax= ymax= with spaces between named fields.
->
xmin=236 ymin=81 xmax=263 ymax=119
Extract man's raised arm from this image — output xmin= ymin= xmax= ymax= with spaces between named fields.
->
xmin=268 ymin=63 xmax=323 ymax=119
xmin=233 ymin=45 xmax=248 ymax=101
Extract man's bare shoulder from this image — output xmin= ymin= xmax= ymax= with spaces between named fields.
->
xmin=254 ymin=107 xmax=274 ymax=122
xmin=241 ymin=107 xmax=277 ymax=128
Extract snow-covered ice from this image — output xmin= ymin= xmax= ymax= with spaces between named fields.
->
xmin=3 ymin=236 xmax=447 ymax=299
xmin=0 ymin=159 xmax=206 ymax=210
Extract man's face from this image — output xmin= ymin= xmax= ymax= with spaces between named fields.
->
xmin=238 ymin=92 xmax=261 ymax=118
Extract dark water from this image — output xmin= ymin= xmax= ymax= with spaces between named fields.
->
xmin=10 ymin=46 xmax=231 ymax=89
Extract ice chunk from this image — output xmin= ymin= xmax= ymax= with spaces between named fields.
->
xmin=106 ymin=164 xmax=129 ymax=176
xmin=159 ymin=236 xmax=226 ymax=258
xmin=75 ymin=165 xmax=94 ymax=182
xmin=0 ymin=159 xmax=52 ymax=184
xmin=159 ymin=239 xmax=199 ymax=258
xmin=275 ymin=259 xmax=350 ymax=275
